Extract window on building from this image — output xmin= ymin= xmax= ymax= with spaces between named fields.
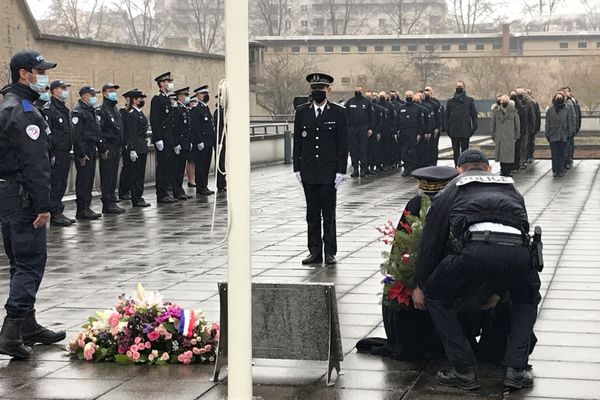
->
xmin=560 ymin=42 xmax=569 ymax=49
xmin=301 ymin=20 xmax=308 ymax=27
xmin=358 ymin=45 xmax=367 ymax=52
xmin=425 ymin=44 xmax=434 ymax=51
xmin=459 ymin=43 xmax=468 ymax=51
xmin=442 ymin=44 xmax=451 ymax=51
xmin=274 ymin=47 xmax=283 ymax=53
xmin=578 ymin=42 xmax=588 ymax=48
xmin=291 ymin=46 xmax=301 ymax=53
xmin=341 ymin=46 xmax=351 ymax=52
xmin=408 ymin=44 xmax=417 ymax=51
xmin=379 ymin=19 xmax=386 ymax=28
xmin=314 ymin=18 xmax=324 ymax=29
xmin=325 ymin=46 xmax=334 ymax=52
xmin=475 ymin=44 xmax=485 ymax=51
xmin=357 ymin=75 xmax=367 ymax=82
xmin=392 ymin=45 xmax=401 ymax=51
xmin=308 ymin=46 xmax=317 ymax=53
xmin=375 ymin=45 xmax=384 ymax=52
xmin=341 ymin=77 xmax=351 ymax=85
xmin=493 ymin=42 xmax=501 ymax=50
xmin=301 ymin=4 xmax=308 ymax=12
xmin=597 ymin=42 xmax=600 ymax=48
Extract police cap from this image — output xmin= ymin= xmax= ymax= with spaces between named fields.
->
xmin=79 ymin=86 xmax=96 ymax=96
xmin=174 ymin=87 xmax=190 ymax=96
xmin=126 ymin=89 xmax=146 ymax=99
xmin=306 ymin=73 xmax=334 ymax=86
xmin=50 ymin=80 xmax=70 ymax=91
xmin=457 ymin=149 xmax=489 ymax=167
xmin=154 ymin=72 xmax=173 ymax=82
xmin=194 ymin=85 xmax=209 ymax=94
xmin=122 ymin=88 xmax=139 ymax=98
xmin=10 ymin=50 xmax=57 ymax=73
xmin=411 ymin=166 xmax=458 ymax=194
xmin=102 ymin=83 xmax=120 ymax=91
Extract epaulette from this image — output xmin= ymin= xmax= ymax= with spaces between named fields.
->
xmin=21 ymin=99 xmax=33 ymax=113
xmin=330 ymin=101 xmax=346 ymax=109
xmin=295 ymin=101 xmax=311 ymax=111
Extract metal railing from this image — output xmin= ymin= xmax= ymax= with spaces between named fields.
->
xmin=249 ymin=122 xmax=291 ymax=137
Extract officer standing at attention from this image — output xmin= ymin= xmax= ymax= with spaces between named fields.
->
xmin=72 ymin=86 xmax=107 ymax=220
xmin=124 ymin=90 xmax=151 ymax=208
xmin=172 ymin=87 xmax=192 ymax=200
xmin=118 ymin=89 xmax=137 ymax=202
xmin=98 ymin=83 xmax=125 ymax=214
xmin=293 ymin=73 xmax=348 ymax=265
xmin=42 ymin=80 xmax=76 ymax=226
xmin=397 ymin=90 xmax=425 ymax=176
xmin=150 ymin=72 xmax=177 ymax=203
xmin=412 ymin=149 xmax=540 ymax=391
xmin=191 ymin=85 xmax=216 ymax=196
xmin=0 ymin=50 xmax=66 ymax=359
xmin=344 ymin=85 xmax=373 ymax=178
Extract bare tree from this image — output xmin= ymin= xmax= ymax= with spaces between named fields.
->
xmin=362 ymin=60 xmax=412 ymax=92
xmin=325 ymin=0 xmax=353 ymax=35
xmin=114 ymin=0 xmax=169 ymax=47
xmin=187 ymin=0 xmax=224 ymax=53
xmin=408 ymin=47 xmax=447 ymax=87
xmin=250 ymin=0 xmax=294 ymax=36
xmin=449 ymin=0 xmax=495 ymax=33
xmin=523 ymin=0 xmax=565 ymax=31
xmin=580 ymin=0 xmax=600 ymax=31
xmin=41 ymin=0 xmax=107 ymax=39
xmin=383 ymin=0 xmax=430 ymax=35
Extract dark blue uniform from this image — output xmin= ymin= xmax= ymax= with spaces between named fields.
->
xmin=344 ymin=94 xmax=373 ymax=177
xmin=97 ymin=98 xmax=123 ymax=208
xmin=190 ymin=101 xmax=216 ymax=194
xmin=149 ymin=91 xmax=175 ymax=201
xmin=124 ymin=106 xmax=149 ymax=205
xmin=172 ymin=101 xmax=191 ymax=199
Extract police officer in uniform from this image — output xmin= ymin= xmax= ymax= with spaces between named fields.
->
xmin=293 ymin=73 xmax=348 ymax=265
xmin=43 ymin=80 xmax=75 ymax=226
xmin=191 ymin=85 xmax=216 ymax=196
xmin=398 ymin=91 xmax=425 ymax=176
xmin=424 ymin=86 xmax=444 ymax=166
xmin=414 ymin=92 xmax=434 ymax=169
xmin=98 ymin=83 xmax=125 ymax=214
xmin=413 ymin=149 xmax=540 ymax=391
xmin=72 ymin=86 xmax=107 ymax=220
xmin=0 ymin=50 xmax=66 ymax=359
xmin=344 ymin=85 xmax=373 ymax=178
xmin=172 ymin=87 xmax=192 ymax=200
xmin=124 ymin=90 xmax=151 ymax=207
xmin=118 ymin=89 xmax=137 ymax=201
xmin=150 ymin=72 xmax=177 ymax=203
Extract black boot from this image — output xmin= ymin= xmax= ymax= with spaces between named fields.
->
xmin=503 ymin=366 xmax=534 ymax=390
xmin=436 ymin=367 xmax=480 ymax=390
xmin=0 ymin=317 xmax=33 ymax=359
xmin=21 ymin=311 xmax=66 ymax=346
xmin=76 ymin=208 xmax=100 ymax=220
xmin=102 ymin=203 xmax=126 ymax=214
xmin=50 ymin=213 xmax=73 ymax=227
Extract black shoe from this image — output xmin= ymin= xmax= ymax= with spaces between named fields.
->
xmin=325 ymin=254 xmax=337 ymax=265
xmin=302 ymin=254 xmax=323 ymax=265
xmin=350 ymin=172 xmax=359 ymax=178
xmin=175 ymin=194 xmax=190 ymax=200
xmin=119 ymin=194 xmax=132 ymax=201
xmin=157 ymin=196 xmax=177 ymax=204
xmin=187 ymin=182 xmax=196 ymax=188
xmin=50 ymin=213 xmax=72 ymax=227
xmin=401 ymin=170 xmax=411 ymax=177
xmin=132 ymin=198 xmax=151 ymax=207
xmin=0 ymin=317 xmax=32 ymax=359
xmin=436 ymin=367 xmax=480 ymax=390
xmin=76 ymin=208 xmax=101 ymax=220
xmin=565 ymin=164 xmax=571 ymax=170
xmin=504 ymin=366 xmax=534 ymax=390
xmin=359 ymin=171 xmax=366 ymax=177
xmin=197 ymin=188 xmax=215 ymax=196
xmin=21 ymin=311 xmax=66 ymax=346
xmin=102 ymin=204 xmax=126 ymax=214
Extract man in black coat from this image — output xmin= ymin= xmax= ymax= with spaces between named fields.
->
xmin=149 ymin=72 xmax=177 ymax=203
xmin=190 ymin=85 xmax=216 ymax=196
xmin=344 ymin=85 xmax=373 ymax=177
xmin=172 ymin=87 xmax=192 ymax=200
xmin=397 ymin=91 xmax=425 ymax=176
xmin=445 ymin=81 xmax=478 ymax=166
xmin=293 ymin=73 xmax=348 ymax=266
xmin=124 ymin=90 xmax=151 ymax=208
xmin=42 ymin=80 xmax=75 ymax=226
xmin=424 ymin=86 xmax=444 ymax=166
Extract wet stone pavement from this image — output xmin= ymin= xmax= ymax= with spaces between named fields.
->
xmin=1 ymin=159 xmax=600 ymax=399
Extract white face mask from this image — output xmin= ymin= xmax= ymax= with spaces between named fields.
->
xmin=167 ymin=82 xmax=174 ymax=92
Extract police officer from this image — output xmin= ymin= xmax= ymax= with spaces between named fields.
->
xmin=118 ymin=89 xmax=137 ymax=201
xmin=0 ymin=50 xmax=66 ymax=359
xmin=150 ymin=72 xmax=177 ymax=203
xmin=344 ymin=85 xmax=373 ymax=178
xmin=98 ymin=83 xmax=125 ymax=214
xmin=414 ymin=92 xmax=434 ymax=169
xmin=367 ymin=92 xmax=385 ymax=175
xmin=43 ymin=80 xmax=75 ymax=226
xmin=72 ymin=86 xmax=107 ymax=219
xmin=293 ymin=73 xmax=348 ymax=265
xmin=398 ymin=91 xmax=425 ymax=176
xmin=424 ymin=86 xmax=444 ymax=166
xmin=191 ymin=85 xmax=216 ymax=196
xmin=413 ymin=149 xmax=540 ymax=391
xmin=124 ymin=90 xmax=151 ymax=207
xmin=172 ymin=87 xmax=192 ymax=200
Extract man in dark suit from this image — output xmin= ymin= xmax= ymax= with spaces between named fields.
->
xmin=190 ymin=85 xmax=216 ymax=196
xmin=293 ymin=73 xmax=348 ymax=265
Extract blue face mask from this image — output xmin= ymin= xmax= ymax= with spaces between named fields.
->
xmin=60 ymin=90 xmax=69 ymax=100
xmin=88 ymin=96 xmax=97 ymax=106
xmin=29 ymin=73 xmax=49 ymax=93
xmin=39 ymin=92 xmax=50 ymax=102
xmin=106 ymin=92 xmax=118 ymax=102
xmin=184 ymin=96 xmax=190 ymax=105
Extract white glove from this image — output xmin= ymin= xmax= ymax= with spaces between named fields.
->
xmin=130 ymin=150 xmax=138 ymax=162
xmin=155 ymin=140 xmax=164 ymax=151
xmin=174 ymin=144 xmax=182 ymax=155
xmin=334 ymin=173 xmax=343 ymax=189
xmin=50 ymin=156 xmax=56 ymax=167
xmin=197 ymin=142 xmax=205 ymax=151
xmin=189 ymin=143 xmax=193 ymax=151
xmin=295 ymin=171 xmax=302 ymax=184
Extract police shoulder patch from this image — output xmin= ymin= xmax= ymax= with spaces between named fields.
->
xmin=26 ymin=124 xmax=40 ymax=140
xmin=456 ymin=175 xmax=514 ymax=187
xmin=72 ymin=117 xmax=79 ymax=124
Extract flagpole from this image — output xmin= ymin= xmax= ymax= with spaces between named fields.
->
xmin=225 ymin=0 xmax=253 ymax=398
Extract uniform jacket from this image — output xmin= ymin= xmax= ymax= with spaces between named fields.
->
xmin=397 ymin=101 xmax=425 ymax=142
xmin=72 ymin=99 xmax=104 ymax=159
xmin=425 ymin=97 xmax=444 ymax=132
xmin=545 ymin=103 xmax=571 ymax=143
xmin=344 ymin=94 xmax=373 ymax=129
xmin=42 ymin=96 xmax=73 ymax=152
xmin=293 ymin=101 xmax=349 ymax=185
xmin=190 ymin=102 xmax=216 ymax=149
xmin=150 ymin=91 xmax=174 ymax=146
xmin=491 ymin=103 xmax=520 ymax=163
xmin=418 ymin=101 xmax=435 ymax=134
xmin=0 ymin=83 xmax=51 ymax=213
xmin=445 ymin=91 xmax=478 ymax=138
xmin=97 ymin=98 xmax=123 ymax=145
xmin=173 ymin=102 xmax=191 ymax=150
xmin=125 ymin=107 xmax=149 ymax=154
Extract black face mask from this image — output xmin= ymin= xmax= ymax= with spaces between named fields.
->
xmin=501 ymin=102 xmax=509 ymax=108
xmin=354 ymin=91 xmax=362 ymax=97
xmin=379 ymin=96 xmax=386 ymax=102
xmin=510 ymin=94 xmax=517 ymax=101
xmin=425 ymin=94 xmax=431 ymax=100
xmin=455 ymin=87 xmax=464 ymax=93
xmin=517 ymin=94 xmax=524 ymax=100
xmin=405 ymin=97 xmax=413 ymax=103
xmin=138 ymin=100 xmax=145 ymax=108
xmin=555 ymin=98 xmax=565 ymax=106
xmin=202 ymin=94 xmax=210 ymax=103
xmin=390 ymin=95 xmax=396 ymax=101
xmin=496 ymin=100 xmax=501 ymax=105
xmin=311 ymin=90 xmax=327 ymax=104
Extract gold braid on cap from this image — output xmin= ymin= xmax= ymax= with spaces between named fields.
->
xmin=418 ymin=179 xmax=449 ymax=193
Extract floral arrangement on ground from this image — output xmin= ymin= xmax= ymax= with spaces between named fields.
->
xmin=68 ymin=284 xmax=219 ymax=365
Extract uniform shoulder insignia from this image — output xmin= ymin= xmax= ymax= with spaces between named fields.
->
xmin=21 ymin=99 xmax=33 ymax=113
xmin=129 ymin=109 xmax=135 ymax=113
xmin=456 ymin=175 xmax=514 ymax=187
xmin=331 ymin=101 xmax=346 ymax=109
xmin=295 ymin=101 xmax=311 ymax=111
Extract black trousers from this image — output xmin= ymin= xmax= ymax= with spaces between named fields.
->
xmin=550 ymin=141 xmax=566 ymax=175
xmin=349 ymin=125 xmax=369 ymax=171
xmin=513 ymin=138 xmax=522 ymax=170
xmin=451 ymin=137 xmax=470 ymax=166
xmin=428 ymin=133 xmax=441 ymax=166
xmin=99 ymin=142 xmax=121 ymax=205
xmin=75 ymin=153 xmax=97 ymax=209
xmin=49 ymin=149 xmax=71 ymax=215
xmin=122 ymin=152 xmax=147 ymax=203
xmin=367 ymin=134 xmax=379 ymax=170
xmin=500 ymin=163 xmax=513 ymax=176
xmin=527 ymin=132 xmax=537 ymax=160
xmin=194 ymin=146 xmax=214 ymax=191
xmin=302 ymin=183 xmax=337 ymax=257
xmin=400 ymin=136 xmax=416 ymax=173
xmin=415 ymin=138 xmax=429 ymax=169
xmin=173 ymin=150 xmax=189 ymax=197
xmin=155 ymin=147 xmax=175 ymax=199
xmin=119 ymin=150 xmax=131 ymax=198
xmin=424 ymin=241 xmax=540 ymax=371
xmin=0 ymin=182 xmax=47 ymax=318
xmin=216 ymin=143 xmax=226 ymax=190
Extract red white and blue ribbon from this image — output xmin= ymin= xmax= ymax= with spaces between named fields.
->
xmin=178 ymin=309 xmax=195 ymax=337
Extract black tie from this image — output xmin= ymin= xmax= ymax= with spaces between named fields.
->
xmin=317 ymin=107 xmax=322 ymax=119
